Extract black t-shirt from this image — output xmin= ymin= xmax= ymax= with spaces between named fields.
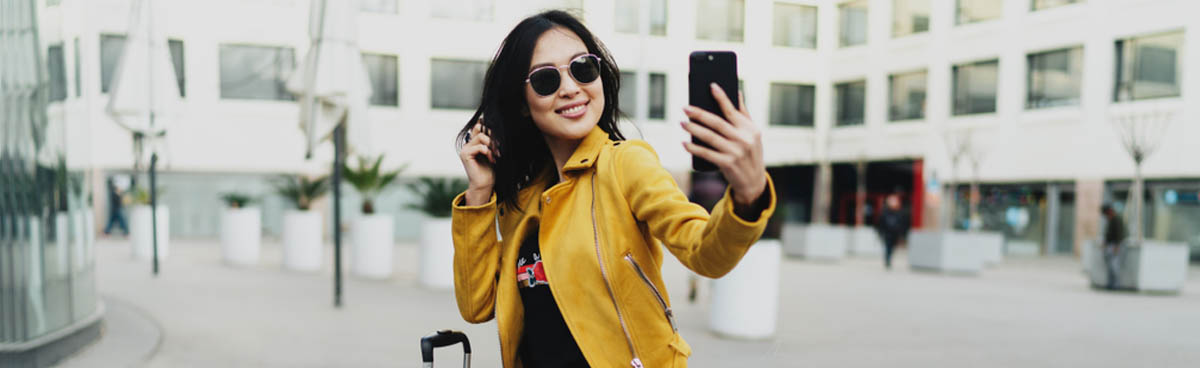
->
xmin=516 ymin=224 xmax=590 ymax=367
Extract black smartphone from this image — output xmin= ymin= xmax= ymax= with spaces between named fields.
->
xmin=688 ymin=51 xmax=739 ymax=172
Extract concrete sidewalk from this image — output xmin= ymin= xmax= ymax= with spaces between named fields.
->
xmin=61 ymin=238 xmax=1200 ymax=367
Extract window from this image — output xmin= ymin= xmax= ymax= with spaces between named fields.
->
xmin=360 ymin=0 xmax=397 ymax=13
xmin=1115 ymin=31 xmax=1183 ymax=102
xmin=696 ymin=0 xmax=744 ymax=42
xmin=952 ymin=59 xmax=998 ymax=115
xmin=100 ymin=35 xmax=185 ymax=97
xmin=889 ymin=70 xmax=927 ymax=121
xmin=1032 ymin=0 xmax=1079 ymax=11
xmin=168 ymin=40 xmax=186 ymax=97
xmin=616 ymin=0 xmax=667 ymax=36
xmin=956 ymin=0 xmax=1002 ymax=25
xmin=73 ymin=38 xmax=81 ymax=97
xmin=47 ymin=45 xmax=67 ymax=102
xmin=619 ymin=72 xmax=668 ymax=120
xmin=432 ymin=0 xmax=493 ymax=21
xmin=219 ymin=44 xmax=296 ymax=101
xmin=1027 ymin=47 xmax=1083 ymax=109
xmin=893 ymin=0 xmax=931 ymax=37
xmin=835 ymin=80 xmax=866 ymax=126
xmin=773 ymin=3 xmax=818 ymax=48
xmin=839 ymin=0 xmax=868 ymax=47
xmin=431 ymin=59 xmax=487 ymax=110
xmin=769 ymin=83 xmax=815 ymax=127
xmin=649 ymin=73 xmax=667 ymax=120
xmin=361 ymin=53 xmax=398 ymax=107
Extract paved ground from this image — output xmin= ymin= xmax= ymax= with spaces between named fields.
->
xmin=56 ymin=238 xmax=1200 ymax=367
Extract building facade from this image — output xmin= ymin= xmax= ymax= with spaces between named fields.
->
xmin=33 ymin=0 xmax=1199 ymax=257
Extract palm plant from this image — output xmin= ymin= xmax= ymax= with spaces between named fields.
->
xmin=343 ymin=155 xmax=405 ymax=214
xmin=405 ymin=177 xmax=469 ymax=218
xmin=220 ymin=192 xmax=255 ymax=209
xmin=274 ymin=175 xmax=329 ymax=211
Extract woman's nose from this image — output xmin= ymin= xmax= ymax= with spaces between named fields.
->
xmin=558 ymin=71 xmax=582 ymax=97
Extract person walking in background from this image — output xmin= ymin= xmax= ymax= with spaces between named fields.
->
xmin=103 ymin=174 xmax=131 ymax=236
xmin=875 ymin=194 xmax=910 ymax=270
xmin=1101 ymin=204 xmax=1128 ymax=290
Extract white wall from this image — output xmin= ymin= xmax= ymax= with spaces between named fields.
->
xmin=37 ymin=0 xmax=1200 ymax=185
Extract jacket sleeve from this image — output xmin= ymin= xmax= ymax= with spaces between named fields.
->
xmin=450 ymin=191 xmax=502 ymax=323
xmin=616 ymin=141 xmax=776 ymax=278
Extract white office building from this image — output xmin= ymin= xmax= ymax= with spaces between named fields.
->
xmin=33 ymin=0 xmax=1199 ymax=257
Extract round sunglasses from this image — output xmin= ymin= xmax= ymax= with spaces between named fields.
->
xmin=524 ymin=54 xmax=602 ymax=96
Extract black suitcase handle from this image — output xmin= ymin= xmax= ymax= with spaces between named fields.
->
xmin=421 ymin=330 xmax=471 ymax=367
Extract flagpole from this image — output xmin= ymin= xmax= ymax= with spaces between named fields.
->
xmin=146 ymin=0 xmax=160 ymax=277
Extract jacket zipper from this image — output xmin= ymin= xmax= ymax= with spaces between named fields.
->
xmin=590 ymin=171 xmax=644 ymax=368
xmin=623 ymin=253 xmax=678 ymax=332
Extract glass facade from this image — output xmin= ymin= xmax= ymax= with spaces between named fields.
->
xmin=952 ymin=59 xmax=998 ymax=115
xmin=889 ymin=70 xmax=927 ymax=121
xmin=362 ymin=53 xmax=399 ymax=107
xmin=839 ymin=0 xmax=869 ymax=47
xmin=835 ymin=80 xmax=866 ymax=126
xmin=615 ymin=0 xmax=667 ymax=36
xmin=768 ymin=83 xmax=815 ymax=127
xmin=1027 ymin=46 xmax=1083 ymax=109
xmin=219 ymin=44 xmax=295 ymax=101
xmin=956 ymin=0 xmax=1003 ymax=25
xmin=1114 ymin=31 xmax=1184 ymax=102
xmin=1 ymin=1 xmax=99 ymax=352
xmin=696 ymin=0 xmax=744 ymax=42
xmin=430 ymin=59 xmax=487 ymax=110
xmin=773 ymin=3 xmax=818 ymax=49
xmin=893 ymin=0 xmax=931 ymax=37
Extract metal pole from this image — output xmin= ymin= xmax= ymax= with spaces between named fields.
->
xmin=333 ymin=123 xmax=343 ymax=308
xmin=150 ymin=152 xmax=158 ymax=276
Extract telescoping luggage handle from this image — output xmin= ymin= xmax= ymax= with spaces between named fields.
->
xmin=421 ymin=330 xmax=471 ymax=368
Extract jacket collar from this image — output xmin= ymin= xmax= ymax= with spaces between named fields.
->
xmin=561 ymin=126 xmax=612 ymax=173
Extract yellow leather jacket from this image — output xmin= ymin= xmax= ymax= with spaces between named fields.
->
xmin=451 ymin=126 xmax=776 ymax=367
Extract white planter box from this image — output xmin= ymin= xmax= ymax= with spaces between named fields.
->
xmin=130 ymin=205 xmax=170 ymax=261
xmin=418 ymin=218 xmax=454 ymax=290
xmin=908 ymin=230 xmax=984 ymax=274
xmin=1007 ymin=240 xmax=1040 ymax=256
xmin=1085 ymin=241 xmax=1190 ymax=293
xmin=848 ymin=226 xmax=882 ymax=256
xmin=282 ymin=210 xmax=323 ymax=272
xmin=221 ymin=207 xmax=262 ymax=266
xmin=974 ymin=231 xmax=1005 ymax=265
xmin=710 ymin=239 xmax=781 ymax=340
xmin=352 ymin=214 xmax=394 ymax=279
xmin=781 ymin=224 xmax=848 ymax=261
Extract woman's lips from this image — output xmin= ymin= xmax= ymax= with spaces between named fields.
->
xmin=556 ymin=101 xmax=588 ymax=119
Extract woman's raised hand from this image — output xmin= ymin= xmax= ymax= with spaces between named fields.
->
xmin=681 ymin=83 xmax=768 ymax=209
xmin=459 ymin=117 xmax=498 ymax=206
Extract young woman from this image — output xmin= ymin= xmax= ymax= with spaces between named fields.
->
xmin=451 ymin=10 xmax=775 ymax=367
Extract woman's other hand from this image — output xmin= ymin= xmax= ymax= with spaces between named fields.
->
xmin=460 ymin=117 xmax=498 ymax=206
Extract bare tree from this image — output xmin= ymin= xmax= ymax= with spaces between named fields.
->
xmin=1110 ymin=105 xmax=1174 ymax=246
xmin=965 ymin=134 xmax=988 ymax=232
xmin=941 ymin=129 xmax=971 ymax=230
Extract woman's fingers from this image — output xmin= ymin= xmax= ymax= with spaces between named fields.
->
xmin=680 ymin=121 xmax=737 ymax=154
xmin=710 ymin=83 xmax=747 ymax=128
xmin=682 ymin=106 xmax=740 ymax=140
xmin=682 ymin=141 xmax=726 ymax=167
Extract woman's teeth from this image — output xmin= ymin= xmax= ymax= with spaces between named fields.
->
xmin=560 ymin=104 xmax=585 ymax=115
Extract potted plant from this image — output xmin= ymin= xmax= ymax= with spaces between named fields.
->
xmin=343 ymin=155 xmax=404 ymax=279
xmin=274 ymin=175 xmax=329 ymax=272
xmin=219 ymin=192 xmax=261 ymax=266
xmin=406 ymin=177 xmax=468 ymax=290
xmin=129 ymin=185 xmax=170 ymax=261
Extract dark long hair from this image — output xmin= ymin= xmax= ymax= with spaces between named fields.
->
xmin=456 ymin=10 xmax=625 ymax=212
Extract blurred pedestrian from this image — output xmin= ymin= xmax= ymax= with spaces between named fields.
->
xmin=875 ymin=194 xmax=910 ymax=270
xmin=1101 ymin=204 xmax=1128 ymax=290
xmin=104 ymin=174 xmax=131 ymax=236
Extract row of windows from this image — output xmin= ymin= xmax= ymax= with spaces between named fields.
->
xmin=849 ymin=0 xmax=1083 ymax=47
xmin=767 ymin=30 xmax=1183 ymax=127
xmin=46 ymin=35 xmax=668 ymax=119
